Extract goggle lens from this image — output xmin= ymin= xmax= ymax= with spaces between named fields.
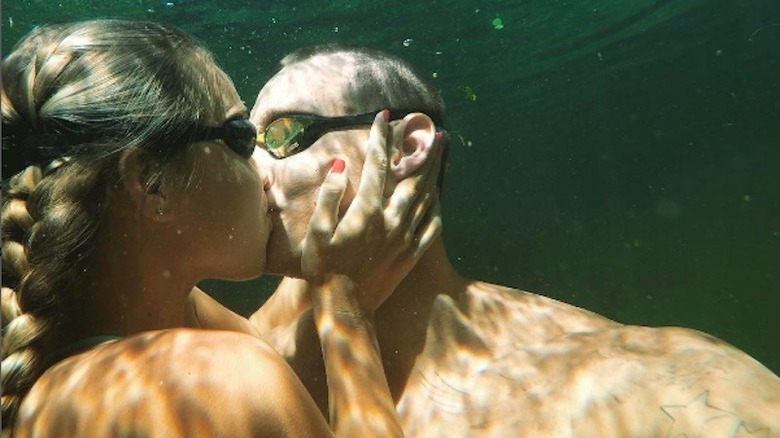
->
xmin=193 ymin=118 xmax=257 ymax=159
xmin=222 ymin=119 xmax=257 ymax=159
xmin=262 ymin=117 xmax=310 ymax=159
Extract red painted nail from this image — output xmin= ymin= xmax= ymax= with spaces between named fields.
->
xmin=381 ymin=109 xmax=390 ymax=122
xmin=331 ymin=159 xmax=345 ymax=174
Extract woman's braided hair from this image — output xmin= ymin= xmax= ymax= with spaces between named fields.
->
xmin=1 ymin=20 xmax=236 ymax=434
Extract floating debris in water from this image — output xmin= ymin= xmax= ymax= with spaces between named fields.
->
xmin=8 ymin=16 xmax=13 ymax=28
xmin=748 ymin=22 xmax=780 ymax=42
xmin=492 ymin=17 xmax=504 ymax=30
xmin=403 ymin=38 xmax=413 ymax=47
xmin=165 ymin=2 xmax=174 ymax=7
xmin=457 ymin=85 xmax=477 ymax=101
xmin=432 ymin=72 xmax=438 ymax=78
xmin=453 ymin=132 xmax=472 ymax=148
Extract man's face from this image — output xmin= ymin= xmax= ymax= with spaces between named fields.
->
xmin=250 ymin=61 xmax=371 ymax=276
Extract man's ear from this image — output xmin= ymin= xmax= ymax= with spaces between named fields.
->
xmin=389 ymin=113 xmax=436 ymax=180
xmin=118 ymin=149 xmax=172 ymax=223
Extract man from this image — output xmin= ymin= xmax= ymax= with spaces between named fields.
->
xmin=189 ymin=45 xmax=780 ymax=436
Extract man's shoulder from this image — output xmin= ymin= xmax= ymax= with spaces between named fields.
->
xmin=435 ymin=281 xmax=618 ymax=348
xmin=404 ymin=299 xmax=780 ymax=437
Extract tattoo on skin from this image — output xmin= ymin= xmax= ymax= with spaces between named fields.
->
xmin=660 ymin=390 xmax=771 ymax=438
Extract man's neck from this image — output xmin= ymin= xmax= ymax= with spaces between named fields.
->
xmin=373 ymin=237 xmax=469 ymax=400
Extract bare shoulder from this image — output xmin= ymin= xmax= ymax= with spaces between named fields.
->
xmin=449 ymin=281 xmax=619 ymax=348
xmin=16 ymin=329 xmax=329 ymax=437
xmin=605 ymin=324 xmax=780 ymax=430
xmin=403 ymin=284 xmax=780 ymax=436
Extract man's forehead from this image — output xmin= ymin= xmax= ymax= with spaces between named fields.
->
xmin=251 ymin=55 xmax=358 ymax=125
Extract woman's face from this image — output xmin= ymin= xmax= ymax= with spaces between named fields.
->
xmin=166 ymin=94 xmax=271 ymax=281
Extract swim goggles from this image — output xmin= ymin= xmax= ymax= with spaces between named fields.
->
xmin=256 ymin=110 xmax=444 ymax=159
xmin=192 ymin=118 xmax=257 ymax=159
xmin=2 ymin=117 xmax=259 ymax=180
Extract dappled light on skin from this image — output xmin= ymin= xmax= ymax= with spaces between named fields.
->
xmin=314 ymin=308 xmax=402 ymax=436
xmin=13 ymin=330 xmax=301 ymax=437
xmin=393 ymin=284 xmax=780 ymax=437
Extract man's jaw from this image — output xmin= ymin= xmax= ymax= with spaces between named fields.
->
xmin=263 ymin=210 xmax=306 ymax=277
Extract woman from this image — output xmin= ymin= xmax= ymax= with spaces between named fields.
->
xmin=1 ymin=20 xmax=440 ymax=437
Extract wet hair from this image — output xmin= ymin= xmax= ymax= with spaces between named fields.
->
xmin=1 ymin=19 xmax=237 ymax=432
xmin=280 ymin=44 xmax=449 ymax=188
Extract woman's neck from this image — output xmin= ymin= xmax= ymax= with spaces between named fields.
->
xmin=66 ymin=205 xmax=197 ymax=341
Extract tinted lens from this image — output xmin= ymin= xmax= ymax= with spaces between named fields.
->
xmin=223 ymin=119 xmax=256 ymax=159
xmin=264 ymin=117 xmax=310 ymax=158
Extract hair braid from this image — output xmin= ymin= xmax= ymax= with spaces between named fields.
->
xmin=2 ymin=19 xmax=237 ymax=434
xmin=2 ymin=154 xmax=110 ymax=437
xmin=1 ymin=167 xmax=48 ymax=432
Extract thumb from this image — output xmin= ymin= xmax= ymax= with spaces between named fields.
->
xmin=307 ymin=158 xmax=348 ymax=244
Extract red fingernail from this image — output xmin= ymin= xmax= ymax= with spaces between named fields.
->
xmin=381 ymin=109 xmax=390 ymax=122
xmin=331 ymin=159 xmax=345 ymax=174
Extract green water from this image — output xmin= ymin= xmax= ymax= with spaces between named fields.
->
xmin=3 ymin=0 xmax=779 ymax=374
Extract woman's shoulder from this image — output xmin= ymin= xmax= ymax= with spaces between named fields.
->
xmin=16 ymin=328 xmax=328 ymax=437
xmin=33 ymin=329 xmax=285 ymax=393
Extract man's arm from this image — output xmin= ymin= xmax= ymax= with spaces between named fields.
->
xmin=249 ymin=277 xmax=312 ymax=334
xmin=185 ymin=281 xmax=311 ymax=338
xmin=184 ymin=287 xmax=261 ymax=336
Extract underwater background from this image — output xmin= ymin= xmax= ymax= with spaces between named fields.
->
xmin=3 ymin=0 xmax=779 ymax=374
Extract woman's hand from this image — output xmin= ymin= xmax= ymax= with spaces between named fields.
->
xmin=301 ymin=110 xmax=442 ymax=314
xmin=300 ymin=111 xmax=440 ymax=437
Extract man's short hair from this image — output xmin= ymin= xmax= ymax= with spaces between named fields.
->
xmin=280 ymin=44 xmax=445 ymax=124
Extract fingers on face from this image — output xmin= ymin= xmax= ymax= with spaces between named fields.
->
xmin=413 ymin=198 xmax=442 ymax=259
xmin=309 ymin=162 xmax=349 ymax=243
xmin=354 ymin=112 xmax=390 ymax=209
